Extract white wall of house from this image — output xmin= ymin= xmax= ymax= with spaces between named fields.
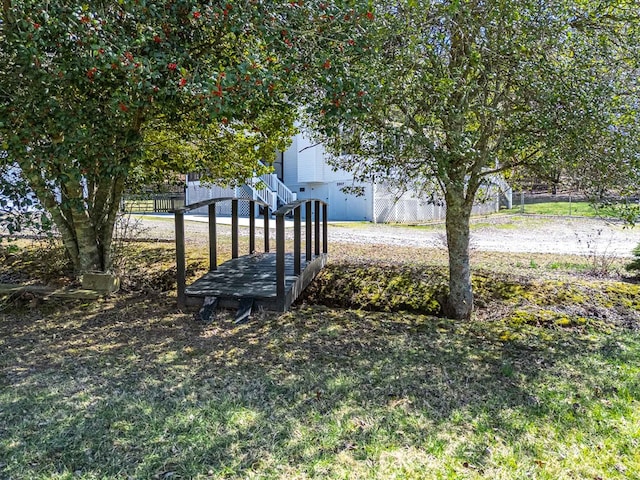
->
xmin=288 ymin=181 xmax=373 ymax=221
xmin=282 ymin=133 xmax=372 ymax=220
xmin=283 ymin=132 xmax=353 ymax=185
xmin=281 ymin=132 xmax=510 ymax=222
xmin=186 ymin=132 xmax=510 ymax=222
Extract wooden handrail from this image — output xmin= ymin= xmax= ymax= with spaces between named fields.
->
xmin=272 ymin=198 xmax=327 ymax=217
xmin=171 ymin=196 xmax=269 ymax=214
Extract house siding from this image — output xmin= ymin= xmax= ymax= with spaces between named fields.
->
xmin=187 ymin=132 xmax=510 ymax=222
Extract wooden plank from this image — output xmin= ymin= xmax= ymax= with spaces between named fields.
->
xmin=279 ymin=253 xmax=328 ymax=311
xmin=199 ymin=296 xmax=219 ymax=323
xmin=234 ymin=297 xmax=254 ymax=324
xmin=186 ymin=253 xmax=300 ymax=299
xmin=184 ymin=252 xmax=326 ymax=310
xmin=0 ymin=284 xmax=54 ymax=294
xmin=0 ymin=284 xmax=103 ymax=300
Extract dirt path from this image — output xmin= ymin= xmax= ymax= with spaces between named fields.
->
xmin=135 ymin=214 xmax=639 ymax=257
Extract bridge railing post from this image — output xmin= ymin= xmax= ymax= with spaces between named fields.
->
xmin=314 ymin=200 xmax=320 ymax=256
xmin=175 ymin=211 xmax=186 ymax=309
xmin=172 ymin=196 xmax=270 ymax=309
xmin=322 ymin=203 xmax=328 ymax=254
xmin=249 ymin=200 xmax=256 ymax=254
xmin=294 ymin=205 xmax=301 ymax=275
xmin=208 ymin=204 xmax=217 ymax=271
xmin=264 ymin=206 xmax=270 ymax=252
xmin=231 ymin=199 xmax=239 ymax=259
xmin=305 ymin=201 xmax=312 ymax=262
xmin=276 ymin=213 xmax=285 ymax=305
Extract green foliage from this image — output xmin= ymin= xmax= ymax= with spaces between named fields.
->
xmin=292 ymin=0 xmax=640 ymax=319
xmin=300 ymin=0 xmax=639 ymax=188
xmin=140 ymin=110 xmax=296 ymax=189
xmin=625 ymin=243 xmax=640 ymax=274
xmin=0 ymin=0 xmax=296 ymax=272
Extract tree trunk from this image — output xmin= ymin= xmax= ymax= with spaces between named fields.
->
xmin=22 ymin=164 xmax=127 ymax=275
xmin=96 ymin=175 xmax=126 ymax=272
xmin=64 ymin=180 xmax=103 ymax=273
xmin=444 ymin=187 xmax=474 ymax=320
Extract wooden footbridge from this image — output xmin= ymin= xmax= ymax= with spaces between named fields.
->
xmin=173 ymin=197 xmax=328 ymax=322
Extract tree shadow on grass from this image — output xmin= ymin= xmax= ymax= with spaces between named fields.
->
xmin=1 ymin=296 xmax=638 ymax=478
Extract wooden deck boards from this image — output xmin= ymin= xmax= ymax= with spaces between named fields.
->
xmin=185 ymin=252 xmax=327 ymax=311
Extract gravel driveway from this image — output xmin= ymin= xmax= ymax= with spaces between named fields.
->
xmin=136 ymin=214 xmax=639 ymax=257
xmin=328 ymin=216 xmax=638 ymax=256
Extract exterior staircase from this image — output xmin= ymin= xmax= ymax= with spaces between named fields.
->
xmin=247 ymin=167 xmax=296 ymax=211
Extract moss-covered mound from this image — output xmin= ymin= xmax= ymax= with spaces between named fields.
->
xmin=304 ymin=262 xmax=640 ymax=331
xmin=302 ymin=263 xmax=448 ymax=315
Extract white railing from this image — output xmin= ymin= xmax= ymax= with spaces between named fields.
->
xmin=259 ymin=172 xmax=297 ymax=205
xmin=247 ymin=181 xmax=277 ymax=211
xmin=185 ymin=164 xmax=296 ymax=214
xmin=487 ymin=175 xmax=511 ymax=193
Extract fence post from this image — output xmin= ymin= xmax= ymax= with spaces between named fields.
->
xmin=372 ymin=183 xmax=377 ymax=224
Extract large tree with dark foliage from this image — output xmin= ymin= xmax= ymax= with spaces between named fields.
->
xmin=0 ymin=0 xmax=294 ymax=273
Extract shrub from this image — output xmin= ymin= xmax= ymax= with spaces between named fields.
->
xmin=625 ymin=243 xmax=640 ymax=274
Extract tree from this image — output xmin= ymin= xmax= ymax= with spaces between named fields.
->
xmin=290 ymin=0 xmax=640 ymax=319
xmin=141 ymin=110 xmax=295 ymax=188
xmin=0 ymin=0 xmax=294 ymax=274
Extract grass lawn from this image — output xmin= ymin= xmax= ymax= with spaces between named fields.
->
xmin=1 ymin=240 xmax=639 ymax=479
xmin=517 ymin=201 xmax=618 ymax=217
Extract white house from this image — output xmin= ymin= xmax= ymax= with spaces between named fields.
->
xmin=186 ymin=132 xmax=512 ymax=222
